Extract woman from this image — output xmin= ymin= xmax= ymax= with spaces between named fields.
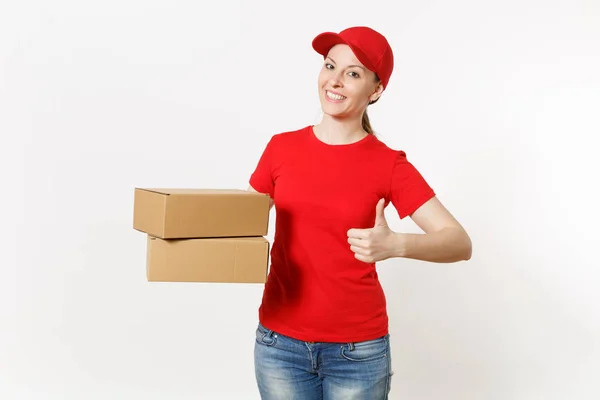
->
xmin=248 ymin=26 xmax=472 ymax=400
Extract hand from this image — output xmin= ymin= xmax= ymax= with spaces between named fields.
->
xmin=347 ymin=198 xmax=395 ymax=263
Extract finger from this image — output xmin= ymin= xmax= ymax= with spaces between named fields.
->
xmin=347 ymin=237 xmax=367 ymax=247
xmin=350 ymin=245 xmax=368 ymax=255
xmin=347 ymin=228 xmax=369 ymax=239
xmin=353 ymin=252 xmax=374 ymax=264
xmin=374 ymin=198 xmax=387 ymax=227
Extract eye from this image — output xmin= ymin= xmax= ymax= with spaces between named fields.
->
xmin=325 ymin=63 xmax=334 ymax=70
xmin=348 ymin=71 xmax=360 ymax=78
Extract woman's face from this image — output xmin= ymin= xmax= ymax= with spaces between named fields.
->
xmin=317 ymin=44 xmax=383 ymax=120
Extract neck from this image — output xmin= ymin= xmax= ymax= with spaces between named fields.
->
xmin=313 ymin=114 xmax=368 ymax=145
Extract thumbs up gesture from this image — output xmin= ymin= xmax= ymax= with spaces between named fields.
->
xmin=347 ymin=198 xmax=395 ymax=263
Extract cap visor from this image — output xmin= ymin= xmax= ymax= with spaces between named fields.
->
xmin=312 ymin=32 xmax=348 ymax=56
xmin=311 ymin=32 xmax=377 ymax=72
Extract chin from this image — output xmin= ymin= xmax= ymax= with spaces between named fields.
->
xmin=321 ymin=108 xmax=345 ymax=119
xmin=321 ymin=106 xmax=351 ymax=119
xmin=319 ymin=100 xmax=346 ymax=118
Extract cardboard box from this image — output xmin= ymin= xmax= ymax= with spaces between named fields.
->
xmin=133 ymin=188 xmax=270 ymax=239
xmin=146 ymin=236 xmax=270 ymax=283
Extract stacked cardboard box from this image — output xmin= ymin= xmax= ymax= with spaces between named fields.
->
xmin=132 ymin=188 xmax=271 ymax=283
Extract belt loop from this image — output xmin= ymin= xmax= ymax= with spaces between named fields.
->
xmin=348 ymin=342 xmax=354 ymax=351
xmin=261 ymin=328 xmax=276 ymax=344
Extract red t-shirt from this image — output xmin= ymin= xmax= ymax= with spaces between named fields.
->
xmin=249 ymin=125 xmax=435 ymax=343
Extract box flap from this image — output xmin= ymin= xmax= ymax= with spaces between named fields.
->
xmin=204 ymin=237 xmax=268 ymax=243
xmin=135 ymin=188 xmax=264 ymax=196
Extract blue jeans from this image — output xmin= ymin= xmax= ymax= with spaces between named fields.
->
xmin=254 ymin=322 xmax=393 ymax=399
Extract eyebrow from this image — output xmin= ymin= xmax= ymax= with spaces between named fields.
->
xmin=326 ymin=56 xmax=366 ymax=71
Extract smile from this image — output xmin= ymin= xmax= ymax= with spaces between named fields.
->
xmin=326 ymin=90 xmax=346 ymax=101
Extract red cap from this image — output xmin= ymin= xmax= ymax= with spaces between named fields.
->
xmin=312 ymin=26 xmax=394 ymax=89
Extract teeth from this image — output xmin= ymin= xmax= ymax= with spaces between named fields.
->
xmin=326 ymin=91 xmax=346 ymax=101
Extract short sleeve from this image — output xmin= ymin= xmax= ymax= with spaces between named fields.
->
xmin=390 ymin=151 xmax=436 ymax=219
xmin=249 ymin=135 xmax=277 ymax=198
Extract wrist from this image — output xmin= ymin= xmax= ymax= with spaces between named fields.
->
xmin=390 ymin=231 xmax=409 ymax=258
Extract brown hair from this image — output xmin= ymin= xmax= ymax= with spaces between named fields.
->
xmin=362 ymin=75 xmax=381 ymax=135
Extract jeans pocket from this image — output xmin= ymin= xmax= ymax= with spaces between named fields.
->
xmin=340 ymin=335 xmax=389 ymax=362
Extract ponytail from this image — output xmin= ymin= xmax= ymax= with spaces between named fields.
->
xmin=362 ymin=110 xmax=374 ymax=135
xmin=363 ymin=75 xmax=382 ymax=135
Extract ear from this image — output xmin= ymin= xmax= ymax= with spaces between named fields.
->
xmin=369 ymin=82 xmax=384 ymax=103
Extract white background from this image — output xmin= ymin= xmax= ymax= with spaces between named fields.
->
xmin=1 ymin=0 xmax=599 ymax=399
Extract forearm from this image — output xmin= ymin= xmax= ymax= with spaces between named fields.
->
xmin=391 ymin=227 xmax=472 ymax=263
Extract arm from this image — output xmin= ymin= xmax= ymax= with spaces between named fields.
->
xmin=391 ymin=196 xmax=472 ymax=263
xmin=347 ymin=196 xmax=471 ymax=264
xmin=248 ymin=185 xmax=274 ymax=210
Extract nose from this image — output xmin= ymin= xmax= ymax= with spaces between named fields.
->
xmin=329 ymin=71 xmax=344 ymax=88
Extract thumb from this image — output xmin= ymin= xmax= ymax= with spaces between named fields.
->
xmin=374 ymin=198 xmax=387 ymax=227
